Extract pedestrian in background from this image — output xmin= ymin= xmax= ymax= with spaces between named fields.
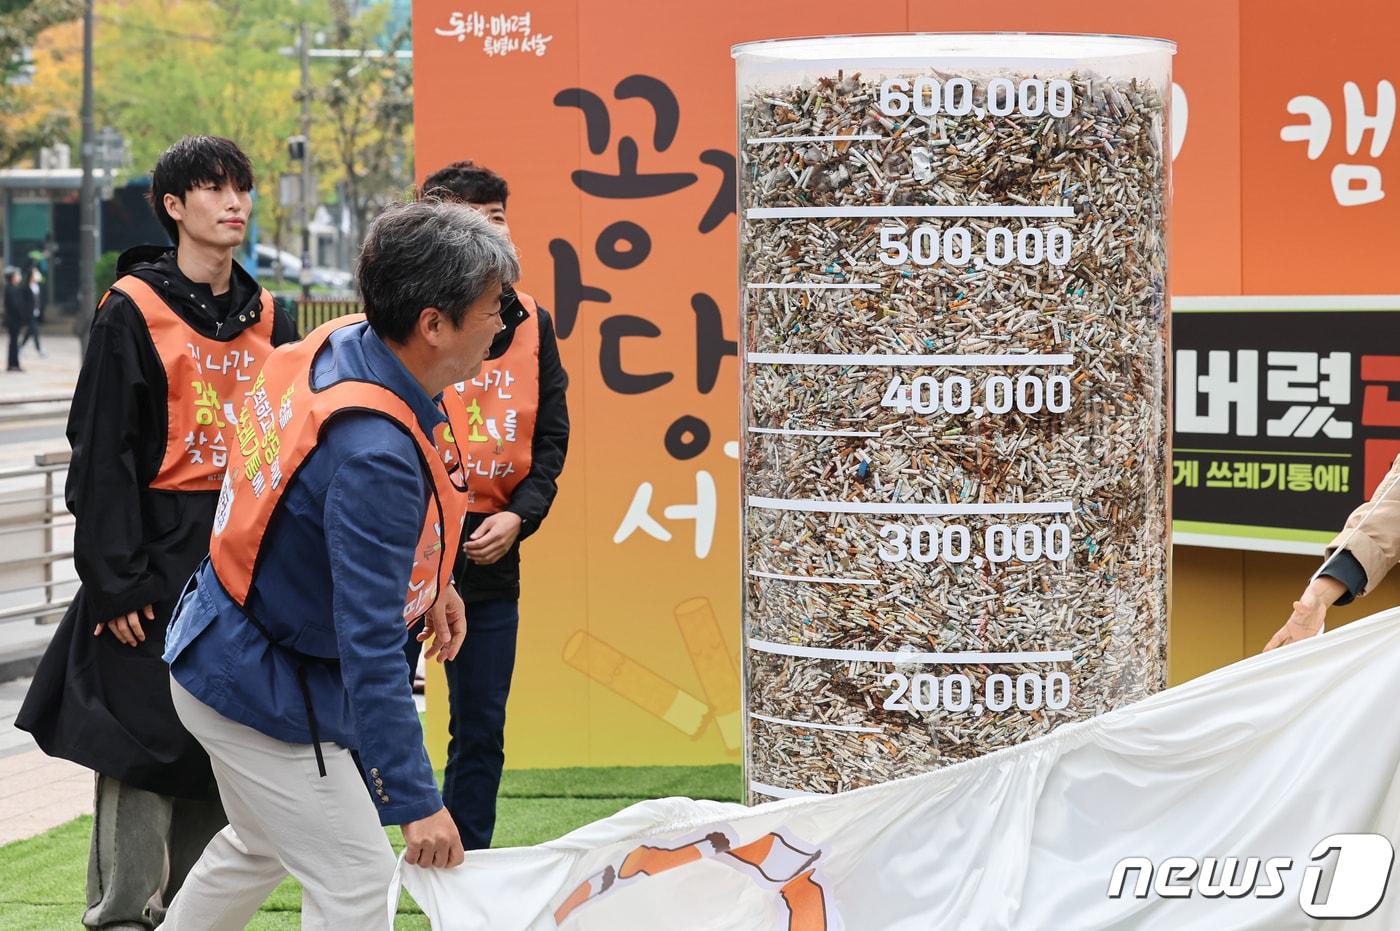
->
xmin=4 ymin=267 xmax=24 ymax=371
xmin=19 ymin=264 xmax=46 ymax=358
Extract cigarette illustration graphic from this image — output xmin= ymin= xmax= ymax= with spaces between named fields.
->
xmin=562 ymin=630 xmax=710 ymax=737
xmin=619 ymin=831 xmax=731 ymax=879
xmin=727 ymin=833 xmax=830 ymax=931
xmin=674 ymin=597 xmax=742 ymax=753
xmin=727 ymin=833 xmax=821 ymax=884
xmin=554 ymin=831 xmax=735 ymax=925
xmin=779 ymin=869 xmax=829 ymax=931
xmin=553 ymin=865 xmax=616 ymax=926
xmin=552 ymin=828 xmax=832 ymax=930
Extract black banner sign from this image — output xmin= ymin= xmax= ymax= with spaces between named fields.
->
xmin=1172 ymin=298 xmax=1400 ymax=551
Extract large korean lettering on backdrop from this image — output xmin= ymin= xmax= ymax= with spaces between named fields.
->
xmin=413 ymin=0 xmax=1400 ymax=766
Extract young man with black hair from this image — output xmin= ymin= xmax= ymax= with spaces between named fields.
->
xmin=161 ymin=200 xmax=521 ymax=926
xmin=17 ymin=135 xmax=299 ymax=929
xmin=414 ymin=160 xmax=570 ymax=849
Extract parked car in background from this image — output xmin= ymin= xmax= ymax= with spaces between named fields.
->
xmin=253 ymin=244 xmax=353 ymax=290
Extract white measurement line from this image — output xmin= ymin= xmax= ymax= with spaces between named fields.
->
xmin=747 ymin=205 xmax=1074 ymax=219
xmin=750 ymin=712 xmax=883 ymax=734
xmin=747 ymin=352 xmax=1074 ymax=366
xmin=746 ymin=282 xmax=881 ymax=291
xmin=748 ymin=496 xmax=1073 ymax=516
xmin=750 ymin=781 xmax=827 ymax=799
xmin=748 ymin=569 xmax=879 ymax=586
xmin=746 ymin=134 xmax=885 ymax=144
xmin=748 ymin=427 xmax=881 ymax=438
xmin=749 ymin=638 xmax=1075 ymax=665
xmin=1172 ymin=294 xmax=1400 ymax=312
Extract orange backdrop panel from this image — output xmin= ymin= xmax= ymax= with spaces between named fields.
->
xmin=415 ymin=1 xmax=907 ymax=766
xmin=413 ymin=2 xmax=1390 ymax=768
xmin=417 ymin=0 xmax=593 ymax=764
xmin=1240 ymin=0 xmax=1400 ymax=293
xmin=906 ymin=0 xmax=1242 ymax=296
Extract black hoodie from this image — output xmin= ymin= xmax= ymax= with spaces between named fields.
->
xmin=15 ymin=246 xmax=298 ymax=797
xmin=66 ymin=246 xmax=299 ymax=619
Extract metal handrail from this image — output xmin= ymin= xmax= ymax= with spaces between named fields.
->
xmin=0 ymin=599 xmax=68 ymax=624
xmin=0 ymin=550 xmax=74 ymax=572
xmin=0 ymin=492 xmax=66 ymax=508
xmin=0 ymin=576 xmax=77 ymax=599
xmin=0 ymin=449 xmax=74 ymax=627
xmin=0 ymin=393 xmax=71 ymax=407
xmin=0 ymin=392 xmax=70 ymax=428
xmin=0 ymin=517 xmax=74 ymax=537
xmin=0 ymin=461 xmax=67 ymax=480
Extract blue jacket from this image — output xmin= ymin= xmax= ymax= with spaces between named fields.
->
xmin=165 ymin=321 xmax=444 ymax=825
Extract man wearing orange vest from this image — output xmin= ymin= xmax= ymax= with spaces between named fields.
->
xmin=160 ymin=200 xmax=523 ymax=927
xmin=414 ymin=161 xmax=570 ymax=849
xmin=16 ymin=136 xmax=299 ymax=929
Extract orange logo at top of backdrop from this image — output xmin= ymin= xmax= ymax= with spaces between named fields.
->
xmin=431 ymin=11 xmax=554 ymax=57
xmin=552 ymin=826 xmax=837 ymax=930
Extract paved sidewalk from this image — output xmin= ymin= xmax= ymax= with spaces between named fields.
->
xmin=0 ymin=677 xmax=93 ymax=845
xmin=1 ymin=677 xmax=40 ymax=758
xmin=1 ymin=329 xmax=81 ymax=398
xmin=0 ymin=750 xmax=92 ymax=845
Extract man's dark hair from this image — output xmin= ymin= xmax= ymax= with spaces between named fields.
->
xmin=358 ymin=199 xmax=520 ymax=343
xmin=149 ymin=136 xmax=255 ymax=244
xmin=419 ymin=160 xmax=509 ymax=207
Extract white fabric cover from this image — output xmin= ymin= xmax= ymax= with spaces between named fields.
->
xmin=389 ymin=605 xmax=1400 ymax=930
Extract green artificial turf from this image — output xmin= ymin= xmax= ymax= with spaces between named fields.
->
xmin=0 ymin=764 xmax=742 ymax=930
xmin=499 ymin=764 xmax=742 ymax=801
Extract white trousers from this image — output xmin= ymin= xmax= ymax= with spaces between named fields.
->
xmin=163 ymin=676 xmax=397 ymax=930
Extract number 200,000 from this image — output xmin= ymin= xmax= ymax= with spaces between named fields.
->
xmin=882 ymin=671 xmax=1072 ymax=713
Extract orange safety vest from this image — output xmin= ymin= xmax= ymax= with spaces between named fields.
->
xmin=106 ymin=274 xmax=276 ymax=493
xmin=439 ymin=290 xmax=540 ymax=514
xmin=208 ymin=315 xmax=470 ymax=625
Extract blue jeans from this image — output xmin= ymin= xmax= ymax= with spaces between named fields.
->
xmin=403 ymin=597 xmax=519 ymax=849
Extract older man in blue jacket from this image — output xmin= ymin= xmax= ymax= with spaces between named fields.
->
xmin=161 ymin=200 xmax=524 ymax=928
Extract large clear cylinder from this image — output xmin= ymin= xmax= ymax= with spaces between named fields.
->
xmin=735 ymin=33 xmax=1175 ymax=802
